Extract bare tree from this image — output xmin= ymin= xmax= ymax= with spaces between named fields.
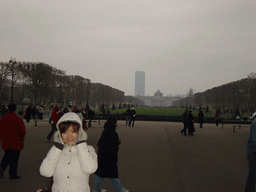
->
xmin=187 ymin=87 xmax=194 ymax=107
xmin=64 ymin=75 xmax=90 ymax=106
xmin=246 ymin=73 xmax=256 ymax=114
xmin=0 ymin=62 xmax=10 ymax=102
xmin=18 ymin=62 xmax=53 ymax=105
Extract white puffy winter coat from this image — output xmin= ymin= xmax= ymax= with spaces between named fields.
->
xmin=40 ymin=112 xmax=98 ymax=192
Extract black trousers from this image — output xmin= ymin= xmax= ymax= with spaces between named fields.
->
xmin=129 ymin=117 xmax=135 ymax=127
xmin=47 ymin=124 xmax=57 ymax=140
xmin=1 ymin=150 xmax=20 ymax=177
xmin=181 ymin=122 xmax=188 ymax=134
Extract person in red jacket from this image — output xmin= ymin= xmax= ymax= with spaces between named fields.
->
xmin=46 ymin=105 xmax=61 ymax=141
xmin=0 ymin=103 xmax=26 ymax=179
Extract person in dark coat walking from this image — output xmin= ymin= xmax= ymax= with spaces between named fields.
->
xmin=125 ymin=107 xmax=132 ymax=126
xmin=93 ymin=117 xmax=129 ymax=192
xmin=31 ymin=106 xmax=37 ymax=120
xmin=198 ymin=110 xmax=204 ymax=128
xmin=25 ymin=105 xmax=32 ymax=122
xmin=0 ymin=105 xmax=7 ymax=117
xmin=188 ymin=110 xmax=195 ymax=135
xmin=180 ymin=109 xmax=188 ymax=135
xmin=129 ymin=108 xmax=136 ymax=127
xmin=215 ymin=110 xmax=220 ymax=126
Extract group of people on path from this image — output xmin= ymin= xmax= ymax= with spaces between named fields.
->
xmin=180 ymin=109 xmax=196 ymax=136
xmin=2 ymin=102 xmax=256 ymax=191
xmin=180 ymin=109 xmax=223 ymax=136
xmin=125 ymin=107 xmax=136 ymax=127
xmin=46 ymin=104 xmax=88 ymax=141
xmin=23 ymin=105 xmax=45 ymax=122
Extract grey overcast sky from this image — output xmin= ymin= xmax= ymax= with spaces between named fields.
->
xmin=1 ymin=0 xmax=255 ymax=96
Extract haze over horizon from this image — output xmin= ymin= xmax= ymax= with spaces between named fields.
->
xmin=1 ymin=1 xmax=255 ymax=96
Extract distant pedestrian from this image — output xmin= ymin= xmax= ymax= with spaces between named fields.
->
xmin=38 ymin=105 xmax=45 ymax=120
xmin=188 ymin=110 xmax=195 ymax=135
xmin=0 ymin=103 xmax=26 ymax=179
xmin=72 ymin=104 xmax=83 ymax=122
xmin=73 ymin=105 xmax=88 ymax=129
xmin=245 ymin=112 xmax=256 ymax=192
xmin=47 ymin=105 xmax=61 ymax=141
xmin=129 ymin=108 xmax=136 ymax=127
xmin=180 ymin=109 xmax=188 ymax=135
xmin=198 ymin=110 xmax=204 ymax=128
xmin=82 ymin=112 xmax=88 ymax=131
xmin=125 ymin=107 xmax=132 ymax=126
xmin=88 ymin=109 xmax=94 ymax=128
xmin=93 ymin=117 xmax=129 ymax=192
xmin=25 ymin=105 xmax=32 ymax=122
xmin=215 ymin=110 xmax=220 ymax=126
xmin=0 ymin=105 xmax=7 ymax=117
xmin=61 ymin=107 xmax=69 ymax=117
xmin=32 ymin=106 xmax=37 ymax=119
xmin=121 ymin=112 xmax=125 ymax=120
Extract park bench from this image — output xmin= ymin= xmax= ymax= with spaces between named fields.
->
xmin=92 ymin=115 xmax=105 ymax=125
xmin=232 ymin=124 xmax=250 ymax=132
xmin=219 ymin=119 xmax=251 ymax=132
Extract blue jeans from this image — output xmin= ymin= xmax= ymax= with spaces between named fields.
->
xmin=126 ymin=116 xmax=131 ymax=126
xmin=245 ymin=151 xmax=256 ymax=192
xmin=94 ymin=175 xmax=124 ymax=192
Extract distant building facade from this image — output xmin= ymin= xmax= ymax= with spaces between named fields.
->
xmin=137 ymin=90 xmax=179 ymax=107
xmin=135 ymin=71 xmax=145 ymax=97
xmin=124 ymin=95 xmax=145 ymax=106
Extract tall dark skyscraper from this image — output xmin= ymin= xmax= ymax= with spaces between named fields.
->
xmin=135 ymin=71 xmax=145 ymax=97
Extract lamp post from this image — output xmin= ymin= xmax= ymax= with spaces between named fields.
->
xmin=86 ymin=79 xmax=91 ymax=111
xmin=9 ymin=57 xmax=16 ymax=103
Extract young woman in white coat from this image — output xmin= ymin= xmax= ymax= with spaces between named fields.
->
xmin=37 ymin=112 xmax=98 ymax=192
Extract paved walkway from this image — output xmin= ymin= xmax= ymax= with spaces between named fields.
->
xmin=0 ymin=119 xmax=250 ymax=192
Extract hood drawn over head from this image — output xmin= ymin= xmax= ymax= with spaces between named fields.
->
xmin=56 ymin=112 xmax=87 ymax=144
xmin=54 ymin=105 xmax=60 ymax=112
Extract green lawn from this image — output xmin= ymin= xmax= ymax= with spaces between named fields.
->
xmin=106 ymin=107 xmax=233 ymax=119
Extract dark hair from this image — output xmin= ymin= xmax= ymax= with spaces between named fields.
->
xmin=59 ymin=121 xmax=79 ymax=134
xmin=8 ymin=103 xmax=16 ymax=112
xmin=104 ymin=116 xmax=117 ymax=129
xmin=63 ymin=108 xmax=69 ymax=112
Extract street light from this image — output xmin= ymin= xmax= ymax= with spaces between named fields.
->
xmin=9 ymin=57 xmax=16 ymax=103
xmin=86 ymin=79 xmax=91 ymax=111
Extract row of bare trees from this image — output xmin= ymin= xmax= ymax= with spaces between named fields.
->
xmin=0 ymin=62 xmax=124 ymax=109
xmin=173 ymin=73 xmax=256 ymax=115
